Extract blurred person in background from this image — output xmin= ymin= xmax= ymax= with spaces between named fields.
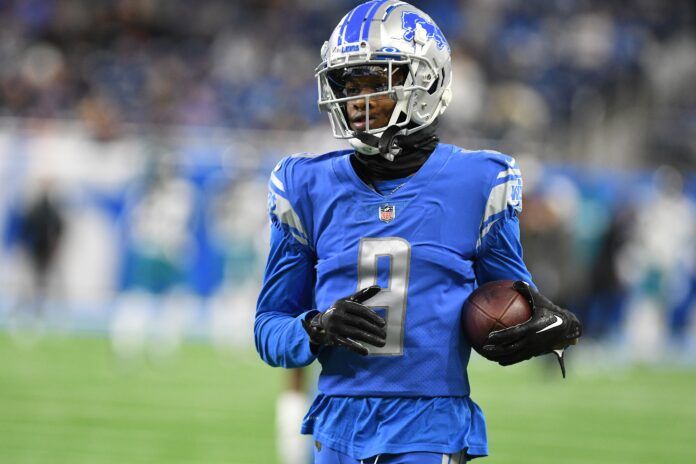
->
xmin=517 ymin=162 xmax=581 ymax=310
xmin=10 ymin=182 xmax=65 ymax=329
xmin=255 ymin=2 xmax=581 ymax=463
xmin=110 ymin=160 xmax=196 ymax=363
xmin=208 ymin=174 xmax=270 ymax=350
xmin=583 ymin=205 xmax=634 ymax=341
xmin=618 ymin=166 xmax=696 ymax=363
xmin=276 ymin=368 xmax=312 ymax=464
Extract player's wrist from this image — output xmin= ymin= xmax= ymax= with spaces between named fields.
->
xmin=303 ymin=310 xmax=320 ymax=323
xmin=301 ymin=310 xmax=325 ymax=346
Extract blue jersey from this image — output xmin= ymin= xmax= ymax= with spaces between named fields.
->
xmin=255 ymin=143 xmax=532 ymax=458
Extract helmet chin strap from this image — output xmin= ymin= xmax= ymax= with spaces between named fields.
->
xmin=353 ymin=125 xmax=403 ymax=162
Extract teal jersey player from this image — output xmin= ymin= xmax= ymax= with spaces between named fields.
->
xmin=254 ymin=2 xmax=582 ymax=462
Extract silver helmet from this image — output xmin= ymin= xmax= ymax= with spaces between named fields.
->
xmin=316 ymin=0 xmax=452 ymax=157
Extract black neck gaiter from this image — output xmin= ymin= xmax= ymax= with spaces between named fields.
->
xmin=350 ymin=121 xmax=440 ymax=183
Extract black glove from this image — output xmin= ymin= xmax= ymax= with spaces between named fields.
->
xmin=481 ymin=281 xmax=582 ymax=377
xmin=301 ymin=286 xmax=386 ymax=356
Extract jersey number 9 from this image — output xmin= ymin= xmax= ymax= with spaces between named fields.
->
xmin=357 ymin=237 xmax=411 ymax=355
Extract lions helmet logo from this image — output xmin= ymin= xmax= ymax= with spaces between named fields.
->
xmin=401 ymin=11 xmax=448 ymax=50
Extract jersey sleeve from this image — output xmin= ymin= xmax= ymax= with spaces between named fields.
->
xmin=254 ymin=158 xmax=318 ymax=368
xmin=473 ymin=155 xmax=534 ymax=287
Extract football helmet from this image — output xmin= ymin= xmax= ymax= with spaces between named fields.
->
xmin=316 ymin=0 xmax=452 ymax=157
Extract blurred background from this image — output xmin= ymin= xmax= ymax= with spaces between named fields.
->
xmin=0 ymin=0 xmax=695 ymax=463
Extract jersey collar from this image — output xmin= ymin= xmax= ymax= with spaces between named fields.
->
xmin=333 ymin=143 xmax=452 ymax=200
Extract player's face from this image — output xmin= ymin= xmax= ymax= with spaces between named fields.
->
xmin=330 ymin=65 xmax=405 ymax=132
xmin=344 ymin=76 xmax=397 ymax=132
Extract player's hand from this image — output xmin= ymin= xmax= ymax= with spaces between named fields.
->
xmin=301 ymin=286 xmax=386 ymax=356
xmin=480 ymin=281 xmax=582 ymax=376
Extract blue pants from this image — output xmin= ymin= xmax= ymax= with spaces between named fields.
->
xmin=313 ymin=442 xmax=469 ymax=464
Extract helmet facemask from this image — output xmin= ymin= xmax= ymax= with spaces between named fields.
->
xmin=316 ymin=48 xmax=446 ymax=156
xmin=326 ymin=64 xmax=407 ymax=133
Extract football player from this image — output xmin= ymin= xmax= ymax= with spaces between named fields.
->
xmin=276 ymin=368 xmax=311 ymax=464
xmin=255 ymin=1 xmax=581 ymax=463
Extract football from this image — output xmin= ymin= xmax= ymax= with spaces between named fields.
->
xmin=462 ymin=280 xmax=533 ymax=354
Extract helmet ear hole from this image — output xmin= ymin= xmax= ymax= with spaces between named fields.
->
xmin=395 ymin=111 xmax=408 ymax=125
xmin=427 ymin=69 xmax=445 ymax=95
xmin=427 ymin=76 xmax=439 ymax=95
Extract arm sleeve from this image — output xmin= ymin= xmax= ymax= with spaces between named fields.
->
xmin=254 ymin=159 xmax=317 ymax=368
xmin=474 ymin=216 xmax=534 ymax=287
xmin=473 ymin=156 xmax=535 ymax=287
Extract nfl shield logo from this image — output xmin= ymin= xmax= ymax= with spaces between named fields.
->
xmin=379 ymin=204 xmax=396 ymax=223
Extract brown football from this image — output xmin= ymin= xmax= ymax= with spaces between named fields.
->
xmin=462 ymin=280 xmax=533 ymax=354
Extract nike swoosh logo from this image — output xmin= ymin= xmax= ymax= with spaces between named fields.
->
xmin=536 ymin=315 xmax=563 ymax=333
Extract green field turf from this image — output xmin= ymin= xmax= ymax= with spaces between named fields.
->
xmin=1 ymin=334 xmax=695 ymax=464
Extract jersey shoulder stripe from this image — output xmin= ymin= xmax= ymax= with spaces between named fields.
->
xmin=267 ymin=150 xmax=351 ymax=249
xmin=450 ymin=149 xmax=523 ymax=249
xmin=267 ymin=155 xmax=314 ymax=248
xmin=269 ymin=192 xmax=309 ymax=246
